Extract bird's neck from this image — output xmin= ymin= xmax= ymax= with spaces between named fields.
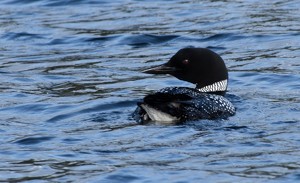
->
xmin=196 ymin=79 xmax=228 ymax=95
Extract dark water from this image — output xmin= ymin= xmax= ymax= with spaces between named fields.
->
xmin=1 ymin=0 xmax=300 ymax=182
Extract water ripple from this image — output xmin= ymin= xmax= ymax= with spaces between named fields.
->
xmin=15 ymin=136 xmax=54 ymax=145
xmin=2 ymin=32 xmax=46 ymax=41
xmin=119 ymin=34 xmax=179 ymax=47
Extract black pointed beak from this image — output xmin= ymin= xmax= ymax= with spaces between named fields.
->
xmin=142 ymin=64 xmax=179 ymax=74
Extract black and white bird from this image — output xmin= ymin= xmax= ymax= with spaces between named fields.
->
xmin=134 ymin=48 xmax=235 ymax=123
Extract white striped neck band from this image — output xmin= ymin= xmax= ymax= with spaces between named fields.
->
xmin=197 ymin=79 xmax=228 ymax=93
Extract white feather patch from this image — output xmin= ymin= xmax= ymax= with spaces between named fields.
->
xmin=140 ymin=104 xmax=179 ymax=123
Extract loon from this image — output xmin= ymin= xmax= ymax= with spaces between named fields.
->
xmin=134 ymin=48 xmax=235 ymax=123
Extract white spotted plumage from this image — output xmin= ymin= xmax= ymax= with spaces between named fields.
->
xmin=134 ymin=87 xmax=235 ymax=123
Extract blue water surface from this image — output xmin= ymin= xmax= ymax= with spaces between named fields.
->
xmin=0 ymin=0 xmax=299 ymax=182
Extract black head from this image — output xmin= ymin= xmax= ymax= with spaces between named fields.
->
xmin=143 ymin=48 xmax=228 ymax=91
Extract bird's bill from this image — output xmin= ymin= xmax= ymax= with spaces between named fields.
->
xmin=142 ymin=64 xmax=178 ymax=74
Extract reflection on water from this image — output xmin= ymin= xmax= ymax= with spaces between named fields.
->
xmin=0 ymin=0 xmax=300 ymax=182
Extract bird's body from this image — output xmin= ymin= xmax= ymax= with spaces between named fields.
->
xmin=134 ymin=48 xmax=235 ymax=123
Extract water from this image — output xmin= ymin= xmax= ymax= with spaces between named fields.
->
xmin=0 ymin=0 xmax=299 ymax=182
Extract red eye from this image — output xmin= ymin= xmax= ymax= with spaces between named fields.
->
xmin=182 ymin=59 xmax=189 ymax=64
